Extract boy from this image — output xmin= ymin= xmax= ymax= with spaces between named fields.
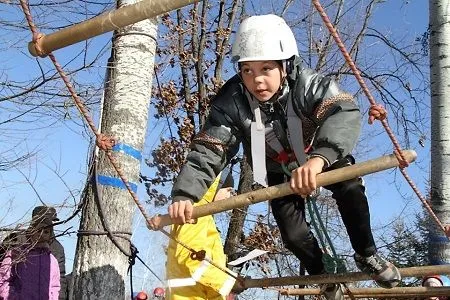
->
xmin=168 ymin=14 xmax=401 ymax=300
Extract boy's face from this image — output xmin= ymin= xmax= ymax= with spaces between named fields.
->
xmin=240 ymin=60 xmax=285 ymax=102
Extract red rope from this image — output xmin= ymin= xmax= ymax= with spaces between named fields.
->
xmin=19 ymin=0 xmax=152 ymax=228
xmin=18 ymin=1 xmax=246 ymax=281
xmin=311 ymin=0 xmax=449 ymax=236
xmin=368 ymin=104 xmax=387 ymax=125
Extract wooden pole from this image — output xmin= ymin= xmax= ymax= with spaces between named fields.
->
xmin=28 ymin=0 xmax=200 ymax=57
xmin=280 ymin=286 xmax=450 ymax=298
xmin=244 ymin=264 xmax=450 ymax=288
xmin=149 ymin=150 xmax=417 ymax=229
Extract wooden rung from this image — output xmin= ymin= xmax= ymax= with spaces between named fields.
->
xmin=244 ymin=264 xmax=450 ymax=288
xmin=27 ymin=0 xmax=200 ymax=57
xmin=280 ymin=286 xmax=450 ymax=298
xmin=150 ymin=150 xmax=417 ymax=229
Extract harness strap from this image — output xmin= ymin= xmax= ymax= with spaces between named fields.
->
xmin=265 ymin=125 xmax=285 ymax=154
xmin=286 ymin=92 xmax=306 ymax=165
xmin=247 ymin=88 xmax=268 ymax=187
xmin=245 ymin=83 xmax=308 ymax=183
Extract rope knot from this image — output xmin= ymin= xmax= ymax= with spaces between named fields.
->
xmin=96 ymin=134 xmax=116 ymax=151
xmin=394 ymin=149 xmax=409 ymax=169
xmin=32 ymin=32 xmax=46 ymax=58
xmin=128 ymin=244 xmax=138 ymax=265
xmin=444 ymin=225 xmax=450 ymax=238
xmin=190 ymin=250 xmax=206 ymax=261
xmin=368 ymin=104 xmax=387 ymax=124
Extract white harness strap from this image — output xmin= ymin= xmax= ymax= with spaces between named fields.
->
xmin=247 ymin=89 xmax=268 ymax=187
xmin=246 ymin=83 xmax=306 ymax=185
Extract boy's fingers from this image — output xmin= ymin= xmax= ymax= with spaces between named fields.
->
xmin=177 ymin=201 xmax=186 ymax=223
xmin=184 ymin=201 xmax=193 ymax=221
xmin=168 ymin=203 xmax=176 ymax=218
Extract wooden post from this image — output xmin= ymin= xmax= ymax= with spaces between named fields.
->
xmin=28 ymin=0 xmax=200 ymax=57
xmin=149 ymin=150 xmax=417 ymax=229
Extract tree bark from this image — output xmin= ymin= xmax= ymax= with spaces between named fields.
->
xmin=70 ymin=0 xmax=157 ymax=298
xmin=429 ymin=0 xmax=450 ymax=265
xmin=224 ymin=155 xmax=251 ymax=261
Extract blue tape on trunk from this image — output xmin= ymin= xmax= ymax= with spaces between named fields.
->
xmin=97 ymin=175 xmax=138 ymax=193
xmin=112 ymin=143 xmax=142 ymax=161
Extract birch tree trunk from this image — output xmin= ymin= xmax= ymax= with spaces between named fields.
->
xmin=70 ymin=0 xmax=157 ymax=298
xmin=429 ymin=0 xmax=450 ymax=265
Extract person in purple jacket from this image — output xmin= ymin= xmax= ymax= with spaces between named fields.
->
xmin=0 ymin=218 xmax=60 ymax=300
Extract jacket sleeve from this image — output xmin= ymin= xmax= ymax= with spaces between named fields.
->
xmin=49 ymin=253 xmax=60 ymax=300
xmin=171 ymin=100 xmax=241 ymax=203
xmin=0 ymin=251 xmax=12 ymax=300
xmin=296 ymin=68 xmax=361 ymax=166
xmin=49 ymin=239 xmax=66 ymax=300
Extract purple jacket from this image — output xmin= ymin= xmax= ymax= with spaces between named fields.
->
xmin=0 ymin=246 xmax=60 ymax=300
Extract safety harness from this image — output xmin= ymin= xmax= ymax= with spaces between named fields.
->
xmin=246 ymin=82 xmax=308 ymax=185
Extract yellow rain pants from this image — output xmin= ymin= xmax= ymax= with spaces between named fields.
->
xmin=166 ymin=176 xmax=236 ymax=300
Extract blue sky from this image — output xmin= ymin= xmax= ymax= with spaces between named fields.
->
xmin=0 ymin=0 xmax=432 ymax=295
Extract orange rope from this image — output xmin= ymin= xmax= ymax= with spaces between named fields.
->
xmin=311 ymin=0 xmax=449 ymax=237
xmin=18 ymin=0 xmax=241 ymax=282
xmin=19 ymin=0 xmax=152 ymax=228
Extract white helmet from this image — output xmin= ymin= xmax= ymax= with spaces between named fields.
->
xmin=231 ymin=14 xmax=299 ymax=63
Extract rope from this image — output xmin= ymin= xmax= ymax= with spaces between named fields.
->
xmin=19 ymin=1 xmax=242 ymax=283
xmin=281 ymin=163 xmax=345 ymax=273
xmin=19 ymin=0 xmax=153 ymax=233
xmin=311 ymin=0 xmax=449 ymax=237
xmin=307 ymin=197 xmax=347 ymax=274
xmin=135 ymin=254 xmax=165 ymax=285
xmin=128 ymin=245 xmax=138 ymax=300
xmin=158 ymin=227 xmax=243 ymax=283
xmin=306 ymin=196 xmax=355 ymax=299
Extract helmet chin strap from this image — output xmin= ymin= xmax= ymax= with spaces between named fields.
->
xmin=265 ymin=78 xmax=289 ymax=105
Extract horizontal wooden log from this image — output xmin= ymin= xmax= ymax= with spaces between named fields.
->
xmin=149 ymin=150 xmax=416 ymax=229
xmin=28 ymin=0 xmax=200 ymax=57
xmin=244 ymin=264 xmax=450 ymax=288
xmin=280 ymin=286 xmax=450 ymax=298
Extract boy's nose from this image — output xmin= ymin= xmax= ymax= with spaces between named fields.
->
xmin=254 ymin=75 xmax=263 ymax=84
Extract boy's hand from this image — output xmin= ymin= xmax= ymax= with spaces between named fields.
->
xmin=290 ymin=156 xmax=325 ymax=198
xmin=168 ymin=199 xmax=194 ymax=224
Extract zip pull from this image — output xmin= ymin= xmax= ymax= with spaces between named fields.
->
xmin=269 ymin=103 xmax=274 ymax=113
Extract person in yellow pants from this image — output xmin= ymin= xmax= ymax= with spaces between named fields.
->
xmin=166 ymin=173 xmax=237 ymax=300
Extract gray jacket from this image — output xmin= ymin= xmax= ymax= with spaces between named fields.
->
xmin=172 ymin=63 xmax=360 ymax=203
